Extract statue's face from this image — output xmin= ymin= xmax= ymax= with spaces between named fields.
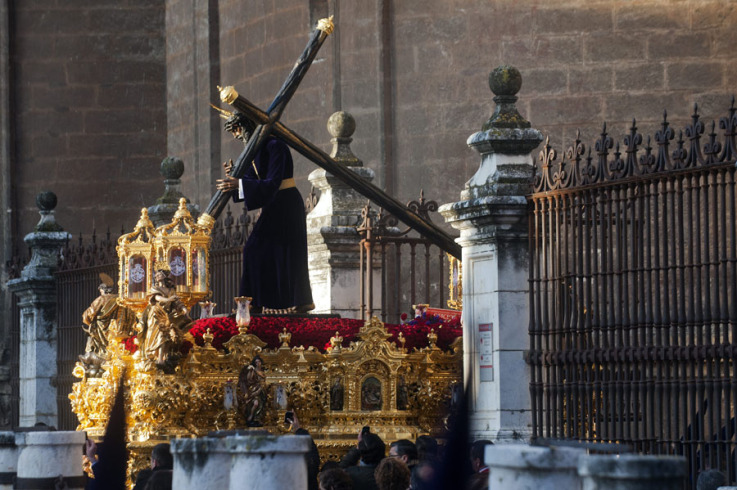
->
xmin=227 ymin=122 xmax=251 ymax=143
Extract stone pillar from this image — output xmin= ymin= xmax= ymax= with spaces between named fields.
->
xmin=172 ymin=434 xmax=311 ymax=490
xmin=228 ymin=434 xmax=310 ymax=490
xmin=7 ymin=192 xmax=71 ymax=427
xmin=486 ymin=444 xmax=584 ymax=490
xmin=307 ymin=111 xmax=376 ymax=317
xmin=0 ymin=432 xmax=16 ymax=490
xmin=15 ymin=431 xmax=86 ymax=490
xmin=148 ymin=156 xmax=200 ymax=227
xmin=172 ymin=436 xmax=231 ymax=489
xmin=439 ymin=66 xmax=543 ymax=442
xmin=577 ymin=454 xmax=687 ymax=490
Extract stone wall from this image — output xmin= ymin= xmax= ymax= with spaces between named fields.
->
xmin=6 ymin=1 xmax=167 ymax=248
xmin=170 ymin=0 xmax=737 ymax=218
xmin=6 ymin=0 xmax=735 ymax=249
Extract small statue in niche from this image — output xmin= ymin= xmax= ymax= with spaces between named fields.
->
xmin=239 ymin=356 xmax=266 ymax=427
xmin=137 ymin=265 xmax=192 ymax=371
xmin=273 ymin=384 xmax=288 ymax=410
xmin=396 ymin=375 xmax=409 ymax=410
xmin=330 ymin=377 xmax=344 ymax=411
xmin=361 ymin=377 xmax=382 ymax=411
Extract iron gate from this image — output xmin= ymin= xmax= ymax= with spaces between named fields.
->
xmin=528 ymin=102 xmax=737 ymax=486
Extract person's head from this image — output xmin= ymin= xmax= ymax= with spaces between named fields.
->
xmin=469 ymin=439 xmax=493 ymax=472
xmin=410 ymin=460 xmax=435 ymax=490
xmin=150 ymin=443 xmax=173 ymax=470
xmin=319 ymin=467 xmax=352 ymax=490
xmin=251 ymin=355 xmax=263 ymax=369
xmin=374 ymin=457 xmax=410 ymax=490
xmin=696 ymin=469 xmax=727 ymax=490
xmin=224 ymin=112 xmax=257 ymax=143
xmin=389 ymin=439 xmax=417 ymax=465
xmin=358 ymin=432 xmax=386 ymax=465
xmin=415 ymin=435 xmax=438 ymax=462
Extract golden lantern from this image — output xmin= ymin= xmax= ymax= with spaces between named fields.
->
xmin=152 ymin=198 xmax=211 ymax=309
xmin=117 ymin=199 xmax=211 ymax=312
xmin=117 ymin=208 xmax=156 ymax=311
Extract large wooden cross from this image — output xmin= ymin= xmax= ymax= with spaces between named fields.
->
xmin=199 ymin=17 xmax=461 ymax=259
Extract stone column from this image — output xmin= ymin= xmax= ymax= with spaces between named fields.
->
xmin=15 ymin=431 xmax=86 ymax=490
xmin=486 ymin=444 xmax=584 ymax=490
xmin=148 ymin=156 xmax=200 ymax=227
xmin=577 ymin=454 xmax=687 ymax=490
xmin=439 ymin=66 xmax=543 ymax=442
xmin=0 ymin=432 xmax=16 ymax=490
xmin=228 ymin=434 xmax=310 ymax=490
xmin=307 ymin=111 xmax=376 ymax=317
xmin=172 ymin=436 xmax=231 ymax=489
xmin=7 ymin=192 xmax=71 ymax=427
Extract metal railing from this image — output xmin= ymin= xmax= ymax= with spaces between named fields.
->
xmin=359 ymin=192 xmax=453 ymax=324
xmin=528 ymin=101 xmax=737 ymax=488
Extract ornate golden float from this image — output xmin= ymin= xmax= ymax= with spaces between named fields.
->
xmin=69 ymin=199 xmax=463 ymax=477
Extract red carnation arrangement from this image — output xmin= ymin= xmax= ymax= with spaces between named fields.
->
xmin=183 ymin=315 xmax=462 ymax=353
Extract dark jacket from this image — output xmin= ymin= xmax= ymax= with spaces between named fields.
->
xmin=345 ymin=464 xmax=379 ymax=490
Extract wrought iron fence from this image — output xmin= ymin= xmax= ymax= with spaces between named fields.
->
xmin=528 ymin=100 xmax=737 ymax=488
xmin=359 ymin=191 xmax=453 ymax=324
xmin=56 ymin=228 xmax=123 ymax=430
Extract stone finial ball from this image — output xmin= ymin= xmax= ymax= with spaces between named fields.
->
xmin=488 ymin=65 xmax=522 ymax=96
xmin=36 ymin=191 xmax=57 ymax=211
xmin=327 ymin=111 xmax=356 ymax=138
xmin=160 ymin=156 xmax=184 ymax=179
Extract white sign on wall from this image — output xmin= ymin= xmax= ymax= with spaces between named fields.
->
xmin=479 ymin=323 xmax=493 ymax=381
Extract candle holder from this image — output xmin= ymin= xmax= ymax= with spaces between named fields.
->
xmin=234 ymin=296 xmax=252 ymax=334
xmin=199 ymin=301 xmax=216 ymax=319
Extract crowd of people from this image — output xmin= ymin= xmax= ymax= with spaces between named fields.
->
xmin=311 ymin=425 xmax=493 ymax=490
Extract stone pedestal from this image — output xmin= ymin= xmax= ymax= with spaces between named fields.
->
xmin=15 ymin=431 xmax=85 ymax=490
xmin=439 ymin=66 xmax=542 ymax=442
xmin=172 ymin=434 xmax=310 ymax=490
xmin=307 ymin=112 xmax=376 ymax=317
xmin=172 ymin=437 xmax=231 ymax=489
xmin=228 ymin=434 xmax=310 ymax=490
xmin=487 ymin=444 xmax=584 ymax=490
xmin=7 ymin=192 xmax=70 ymax=427
xmin=0 ymin=432 xmax=16 ymax=490
xmin=577 ymin=454 xmax=687 ymax=490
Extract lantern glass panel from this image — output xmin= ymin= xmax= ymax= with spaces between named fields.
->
xmin=168 ymin=247 xmax=187 ymax=290
xmin=193 ymin=247 xmax=207 ymax=292
xmin=128 ymin=255 xmax=147 ymax=299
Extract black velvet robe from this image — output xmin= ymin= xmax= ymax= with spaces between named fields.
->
xmin=233 ymin=137 xmax=313 ymax=309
